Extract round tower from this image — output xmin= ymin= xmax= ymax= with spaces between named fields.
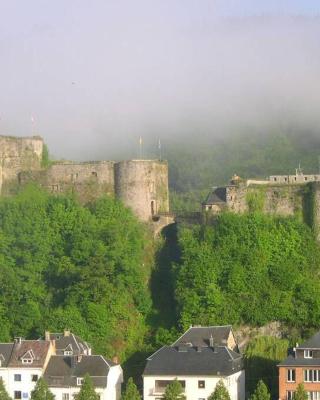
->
xmin=114 ymin=160 xmax=169 ymax=222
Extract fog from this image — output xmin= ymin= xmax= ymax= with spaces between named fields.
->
xmin=0 ymin=1 xmax=320 ymax=161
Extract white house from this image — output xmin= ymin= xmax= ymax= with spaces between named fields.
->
xmin=0 ymin=338 xmax=54 ymax=399
xmin=143 ymin=325 xmax=245 ymax=400
xmin=0 ymin=331 xmax=123 ymax=400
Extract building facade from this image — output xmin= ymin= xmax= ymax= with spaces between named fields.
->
xmin=0 ymin=331 xmax=123 ymax=400
xmin=143 ymin=325 xmax=245 ymax=400
xmin=279 ymin=331 xmax=320 ymax=400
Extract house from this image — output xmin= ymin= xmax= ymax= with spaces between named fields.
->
xmin=0 ymin=337 xmax=54 ymax=400
xmin=0 ymin=331 xmax=123 ymax=400
xmin=143 ymin=325 xmax=245 ymax=400
xmin=279 ymin=331 xmax=320 ymax=400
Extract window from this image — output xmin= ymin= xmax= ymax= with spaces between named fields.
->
xmin=155 ymin=380 xmax=186 ymax=394
xmin=304 ymin=370 xmax=320 ymax=382
xmin=31 ymin=374 xmax=38 ymax=382
xmin=22 ymin=358 xmax=33 ymax=364
xmin=305 ymin=350 xmax=313 ymax=359
xmin=14 ymin=392 xmax=21 ymax=400
xmin=14 ymin=374 xmax=21 ymax=382
xmin=77 ymin=377 xmax=84 ymax=386
xmin=287 ymin=369 xmax=296 ymax=382
xmin=287 ymin=391 xmax=294 ymax=400
xmin=308 ymin=392 xmax=320 ymax=400
xmin=64 ymin=350 xmax=73 ymax=356
xmin=62 ymin=395 xmax=69 ymax=400
xmin=198 ymin=380 xmax=205 ymax=389
xmin=91 ymin=171 xmax=97 ymax=177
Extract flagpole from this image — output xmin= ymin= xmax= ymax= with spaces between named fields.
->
xmin=158 ymin=139 xmax=162 ymax=161
xmin=139 ymin=136 xmax=142 ymax=159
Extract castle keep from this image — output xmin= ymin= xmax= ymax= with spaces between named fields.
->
xmin=0 ymin=135 xmax=169 ymax=223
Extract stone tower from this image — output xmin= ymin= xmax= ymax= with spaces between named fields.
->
xmin=114 ymin=160 xmax=169 ymax=222
xmin=0 ymin=135 xmax=43 ymax=194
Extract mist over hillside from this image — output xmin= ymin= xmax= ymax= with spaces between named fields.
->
xmin=1 ymin=5 xmax=320 ymax=168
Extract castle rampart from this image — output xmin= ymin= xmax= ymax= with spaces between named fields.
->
xmin=0 ymin=135 xmax=169 ymax=224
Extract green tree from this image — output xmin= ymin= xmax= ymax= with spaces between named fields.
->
xmin=74 ymin=374 xmax=99 ymax=400
xmin=30 ymin=377 xmax=54 ymax=400
xmin=250 ymin=380 xmax=271 ymax=400
xmin=0 ymin=377 xmax=12 ymax=400
xmin=294 ymin=384 xmax=308 ymax=400
xmin=163 ymin=379 xmax=186 ymax=400
xmin=121 ymin=377 xmax=141 ymax=400
xmin=208 ymin=380 xmax=231 ymax=400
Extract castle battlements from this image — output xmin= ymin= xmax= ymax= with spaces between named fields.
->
xmin=0 ymin=135 xmax=169 ymax=223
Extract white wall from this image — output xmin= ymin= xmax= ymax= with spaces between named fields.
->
xmin=50 ymin=365 xmax=123 ymax=400
xmin=143 ymin=370 xmax=245 ymax=400
xmin=4 ymin=368 xmax=43 ymax=399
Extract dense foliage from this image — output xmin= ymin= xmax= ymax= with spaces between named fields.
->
xmin=208 ymin=380 xmax=231 ymax=400
xmin=30 ymin=378 xmax=54 ymax=400
xmin=0 ymin=186 xmax=151 ymax=360
xmin=74 ymin=375 xmax=100 ymax=400
xmin=0 ymin=377 xmax=12 ymax=400
xmin=175 ymin=212 xmax=320 ymax=330
xmin=121 ymin=377 xmax=141 ymax=400
xmin=249 ymin=380 xmax=271 ymax=400
xmin=163 ymin=380 xmax=186 ymax=400
xmin=294 ymin=384 xmax=308 ymax=400
xmin=245 ymin=337 xmax=288 ymax=398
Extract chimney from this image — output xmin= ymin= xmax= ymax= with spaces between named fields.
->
xmin=45 ymin=331 xmax=50 ymax=341
xmin=209 ymin=334 xmax=214 ymax=348
xmin=14 ymin=337 xmax=22 ymax=345
xmin=77 ymin=355 xmax=82 ymax=363
xmin=64 ymin=330 xmax=70 ymax=337
xmin=112 ymin=356 xmax=119 ymax=364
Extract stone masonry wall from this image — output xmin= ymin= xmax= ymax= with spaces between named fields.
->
xmin=226 ymin=184 xmax=304 ymax=217
xmin=114 ymin=160 xmax=169 ymax=222
xmin=0 ymin=135 xmax=43 ymax=193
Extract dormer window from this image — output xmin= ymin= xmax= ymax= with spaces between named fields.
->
xmin=21 ymin=349 xmax=35 ymax=364
xmin=63 ymin=344 xmax=73 ymax=356
xmin=22 ymin=358 xmax=33 ymax=364
xmin=304 ymin=350 xmax=313 ymax=358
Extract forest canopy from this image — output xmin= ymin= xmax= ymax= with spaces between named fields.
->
xmin=0 ymin=185 xmax=151 ymax=360
xmin=175 ymin=212 xmax=320 ymax=330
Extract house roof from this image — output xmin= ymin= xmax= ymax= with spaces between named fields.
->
xmin=297 ymin=331 xmax=320 ymax=349
xmin=143 ymin=345 xmax=243 ymax=376
xmin=203 ymin=188 xmax=227 ymax=205
xmin=0 ymin=344 xmax=14 ymax=367
xmin=8 ymin=340 xmax=50 ymax=368
xmin=44 ymin=355 xmax=115 ymax=388
xmin=279 ymin=355 xmax=320 ymax=367
xmin=173 ymin=326 xmax=233 ymax=348
xmin=48 ymin=333 xmax=91 ymax=356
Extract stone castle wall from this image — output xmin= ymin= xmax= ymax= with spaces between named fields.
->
xmin=0 ymin=135 xmax=169 ymax=223
xmin=0 ymin=135 xmax=43 ymax=193
xmin=115 ymin=160 xmax=169 ymax=221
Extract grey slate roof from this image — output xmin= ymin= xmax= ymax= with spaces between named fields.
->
xmin=49 ymin=333 xmax=91 ymax=356
xmin=143 ymin=345 xmax=243 ymax=376
xmin=173 ymin=325 xmax=233 ymax=348
xmin=203 ymin=188 xmax=226 ymax=205
xmin=8 ymin=340 xmax=50 ymax=368
xmin=44 ymin=355 xmax=115 ymax=388
xmin=278 ymin=355 xmax=320 ymax=367
xmin=298 ymin=331 xmax=320 ymax=349
xmin=0 ymin=344 xmax=14 ymax=367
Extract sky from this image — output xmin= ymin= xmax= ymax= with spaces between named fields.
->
xmin=0 ymin=0 xmax=320 ymax=160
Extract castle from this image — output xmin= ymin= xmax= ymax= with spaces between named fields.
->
xmin=0 ymin=135 xmax=170 ymax=225
xmin=203 ymin=171 xmax=320 ymax=237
